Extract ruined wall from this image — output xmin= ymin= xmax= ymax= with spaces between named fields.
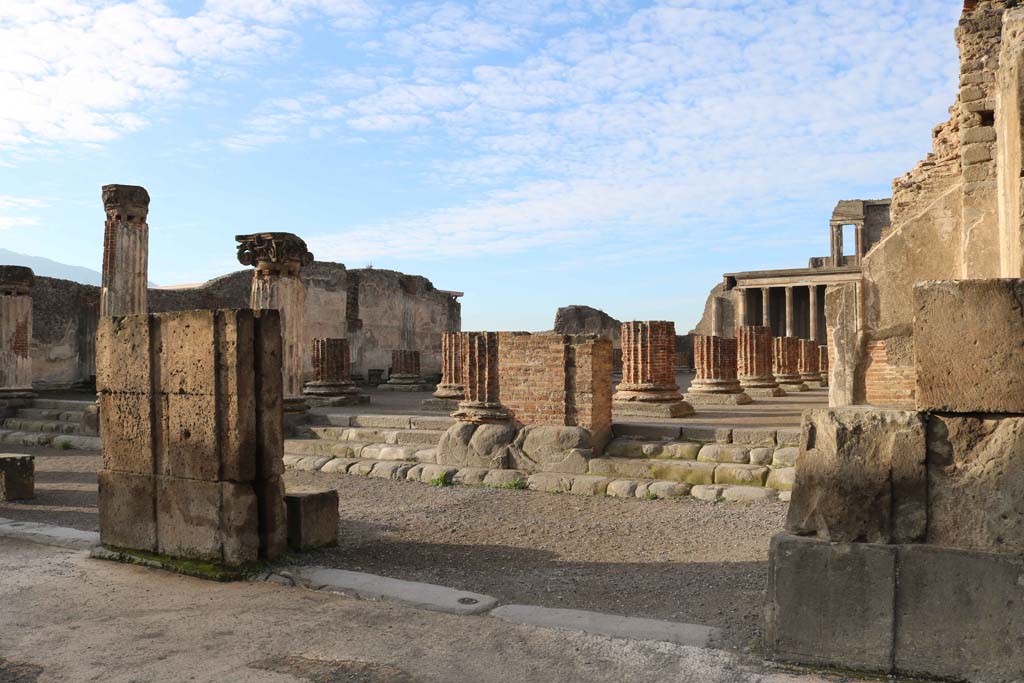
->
xmin=997 ymin=8 xmax=1024 ymax=276
xmin=30 ymin=276 xmax=99 ymax=389
xmin=691 ymin=282 xmax=739 ymax=337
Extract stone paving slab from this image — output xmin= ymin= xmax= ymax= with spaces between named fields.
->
xmin=0 ymin=516 xmax=99 ymax=550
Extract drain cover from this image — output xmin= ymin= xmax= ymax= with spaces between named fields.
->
xmin=457 ymin=597 xmax=479 ymax=605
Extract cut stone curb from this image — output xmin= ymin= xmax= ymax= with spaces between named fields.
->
xmin=490 ymin=605 xmax=721 ymax=648
xmin=0 ymin=517 xmax=99 ymax=550
xmin=289 ymin=566 xmax=498 ymax=616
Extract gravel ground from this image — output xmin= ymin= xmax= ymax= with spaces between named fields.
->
xmin=288 ymin=470 xmax=788 ymax=653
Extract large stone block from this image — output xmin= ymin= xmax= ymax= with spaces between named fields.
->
xmin=156 ymin=476 xmax=224 ymax=562
xmin=914 ymin=279 xmax=1024 ymax=413
xmin=98 ymin=470 xmax=156 ymax=551
xmin=895 ymin=544 xmax=1024 ymax=682
xmin=100 ymin=392 xmax=153 ymax=475
xmin=765 ymin=533 xmax=896 ymax=673
xmin=285 ymin=489 xmax=339 ymax=551
xmin=254 ymin=310 xmax=284 ymax=479
xmin=156 ymin=310 xmax=217 ymax=395
xmin=96 ymin=315 xmax=151 ymax=394
xmin=824 ymin=283 xmax=860 ymax=407
xmin=158 ymin=393 xmax=219 ymax=481
xmin=255 ymin=475 xmax=288 ymax=561
xmin=219 ymin=481 xmax=260 ymax=566
xmin=786 ymin=408 xmax=926 ymax=544
xmin=0 ymin=454 xmax=33 ymax=500
xmin=926 ymin=414 xmax=1024 ymax=554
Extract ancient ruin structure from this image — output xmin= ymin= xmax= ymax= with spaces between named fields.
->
xmin=818 ymin=345 xmax=829 ymax=388
xmin=797 ymin=339 xmax=823 ymax=386
xmin=303 ymin=337 xmax=366 ymax=406
xmin=736 ymin=325 xmax=784 ymax=398
xmin=100 ymin=184 xmax=149 ymax=318
xmin=685 ymin=335 xmax=751 ymax=405
xmin=452 ymin=332 xmax=508 ymax=424
xmin=0 ymin=266 xmax=34 ymax=398
xmin=96 ymin=309 xmax=289 ymax=566
xmin=772 ymin=337 xmax=807 ymax=392
xmin=236 ymin=232 xmax=314 ymax=418
xmin=423 ymin=332 xmax=464 ymax=411
xmin=613 ymin=321 xmax=693 ymax=417
xmin=380 ymin=349 xmax=428 ymax=391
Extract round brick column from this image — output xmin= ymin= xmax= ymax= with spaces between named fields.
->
xmin=799 ymin=339 xmax=823 ymax=385
xmin=454 ymin=332 xmax=509 ymax=423
xmin=613 ymin=321 xmax=693 ymax=417
xmin=737 ymin=326 xmax=785 ymax=398
xmin=0 ymin=266 xmax=34 ymax=399
xmin=380 ymin=349 xmax=429 ymax=391
xmin=434 ymin=332 xmax=465 ymax=399
xmin=685 ymin=335 xmax=752 ymax=405
xmin=303 ymin=338 xmax=365 ymax=404
xmin=772 ymin=336 xmax=808 ymax=392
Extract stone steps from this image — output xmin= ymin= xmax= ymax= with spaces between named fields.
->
xmin=12 ymin=408 xmax=84 ymax=422
xmin=314 ymin=413 xmax=455 ymax=431
xmin=27 ymin=398 xmax=94 ymax=412
xmin=304 ymin=426 xmax=444 ymax=447
xmin=0 ymin=429 xmax=100 ymax=451
xmin=0 ymin=418 xmax=80 ymax=435
xmin=284 ymin=439 xmax=437 ymax=463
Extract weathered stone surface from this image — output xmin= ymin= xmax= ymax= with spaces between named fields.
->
xmin=453 ymin=467 xmax=489 ymax=485
xmin=926 ymin=414 xmax=1024 ymax=554
xmin=696 ymin=444 xmax=749 ymax=464
xmin=749 ymin=447 xmax=772 ymax=466
xmin=771 ymin=447 xmax=799 ymax=468
xmin=722 ymin=486 xmax=777 ymax=502
xmin=99 ymin=392 xmax=153 ymax=475
xmin=0 ymin=454 xmax=33 ymax=500
xmin=714 ymin=464 xmax=768 ymax=487
xmin=569 ymin=475 xmax=611 ymax=496
xmin=606 ymin=479 xmax=637 ymax=498
xmin=765 ymin=533 xmax=896 ymax=673
xmin=731 ymin=428 xmax=776 ymax=447
xmin=776 ymin=428 xmax=801 ymax=447
xmin=786 ymin=408 xmax=926 ymax=544
xmin=98 ymin=471 xmax=156 ymax=552
xmin=824 ymin=283 xmax=861 ymax=407
xmin=586 ymin=458 xmax=716 ymax=485
xmin=646 ymin=481 xmax=691 ymax=498
xmin=766 ymin=467 xmax=796 ymax=492
xmin=915 ymin=280 xmax=1024 ymax=413
xmin=895 ymin=544 xmax=1024 ymax=682
xmin=418 ymin=464 xmax=458 ymax=485
xmin=369 ymin=461 xmax=413 ymax=480
xmin=435 ymin=421 xmax=514 ymax=469
xmin=690 ymin=484 xmax=724 ymax=501
xmin=527 ymin=473 xmax=573 ymax=493
xmin=220 ymin=481 xmax=260 ymax=566
xmin=155 ymin=477 xmax=224 ymax=562
xmin=681 ymin=426 xmax=732 ymax=443
xmin=255 ymin=475 xmax=288 ymax=561
xmin=653 ymin=442 xmax=701 ymax=460
xmin=483 ymin=469 xmax=526 ymax=488
xmin=512 ymin=426 xmax=592 ymax=474
xmin=96 ymin=316 xmax=150 ymax=393
xmin=285 ymin=489 xmax=339 ymax=551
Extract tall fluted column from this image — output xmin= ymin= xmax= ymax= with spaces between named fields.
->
xmin=0 ymin=266 xmax=34 ymax=399
xmin=237 ymin=232 xmax=313 ymax=417
xmin=685 ymin=335 xmax=752 ymax=406
xmin=772 ymin=337 xmax=808 ymax=392
xmin=100 ymin=184 xmax=149 ymax=317
xmin=303 ymin=338 xmax=367 ymax=406
xmin=613 ymin=321 xmax=693 ymax=417
xmin=380 ymin=349 xmax=428 ymax=391
xmin=737 ymin=326 xmax=785 ymax=398
xmin=453 ymin=332 xmax=509 ymax=423
xmin=435 ymin=332 xmax=465 ymax=399
xmin=736 ymin=288 xmax=748 ymax=330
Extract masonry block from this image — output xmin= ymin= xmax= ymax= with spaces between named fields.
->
xmin=159 ymin=393 xmax=220 ymax=481
xmin=156 ymin=476 xmax=224 ymax=562
xmin=256 ymin=475 xmax=288 ymax=561
xmin=98 ymin=471 xmax=156 ymax=551
xmin=96 ymin=315 xmax=151 ymax=393
xmin=100 ymin=392 xmax=153 ymax=475
xmin=157 ymin=310 xmax=217 ymax=395
xmin=285 ymin=489 xmax=339 ymax=551
xmin=255 ymin=310 xmax=284 ymax=478
xmin=0 ymin=454 xmax=33 ymax=500
xmin=219 ymin=481 xmax=260 ymax=566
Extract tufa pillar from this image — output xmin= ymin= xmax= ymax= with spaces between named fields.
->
xmin=236 ymin=232 xmax=314 ymax=419
xmin=380 ymin=349 xmax=429 ymax=391
xmin=303 ymin=338 xmax=368 ymax=406
xmin=685 ymin=335 xmax=752 ymax=406
xmin=100 ymin=184 xmax=149 ymax=317
xmin=772 ymin=337 xmax=808 ymax=392
xmin=0 ymin=266 xmax=34 ymax=399
xmin=453 ymin=332 xmax=509 ymax=423
xmin=613 ymin=321 xmax=694 ymax=417
xmin=737 ymin=325 xmax=785 ymax=398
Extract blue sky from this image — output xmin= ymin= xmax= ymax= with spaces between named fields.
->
xmin=1 ymin=0 xmax=962 ymax=330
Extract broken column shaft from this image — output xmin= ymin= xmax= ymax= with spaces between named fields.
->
xmin=434 ymin=332 xmax=465 ymax=399
xmin=773 ymin=337 xmax=808 ymax=392
xmin=685 ymin=335 xmax=752 ymax=405
xmin=737 ymin=325 xmax=785 ymax=398
xmin=798 ymin=339 xmax=824 ymax=387
xmin=613 ymin=321 xmax=693 ymax=417
xmin=453 ymin=332 xmax=509 ymax=423
xmin=0 ymin=266 xmax=34 ymax=399
xmin=303 ymin=338 xmax=367 ymax=406
xmin=100 ymin=184 xmax=149 ymax=317
xmin=380 ymin=350 xmax=429 ymax=391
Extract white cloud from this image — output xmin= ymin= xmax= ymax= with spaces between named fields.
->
xmin=0 ymin=194 xmax=46 ymax=231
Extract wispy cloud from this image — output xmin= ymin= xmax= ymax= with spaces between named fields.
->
xmin=0 ymin=194 xmax=46 ymax=230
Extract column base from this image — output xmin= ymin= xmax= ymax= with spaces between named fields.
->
xmin=305 ymin=395 xmax=371 ymax=408
xmin=433 ymin=384 xmax=464 ymax=400
xmin=778 ymin=381 xmax=809 ymax=392
xmin=684 ymin=392 xmax=753 ymax=406
xmin=0 ymin=389 xmax=35 ymax=400
xmin=452 ymin=401 xmax=511 ymax=424
xmin=744 ymin=386 xmax=787 ymax=398
xmin=378 ymin=374 xmax=431 ymax=392
xmin=800 ymin=373 xmax=823 ymax=384
xmin=613 ymin=400 xmax=695 ymax=418
xmin=303 ymin=381 xmax=362 ymax=397
xmin=421 ymin=398 xmax=462 ymax=413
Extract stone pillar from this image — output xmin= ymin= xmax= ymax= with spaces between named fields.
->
xmin=685 ymin=335 xmax=752 ymax=406
xmin=303 ymin=338 xmax=367 ymax=406
xmin=380 ymin=349 xmax=429 ymax=391
xmin=773 ymin=337 xmax=808 ymax=392
xmin=761 ymin=287 xmax=771 ymax=328
xmin=737 ymin=326 xmax=785 ymax=398
xmin=798 ymin=339 xmax=823 ymax=386
xmin=809 ymin=285 xmax=819 ymax=343
xmin=453 ymin=332 xmax=509 ymax=423
xmin=0 ymin=266 xmax=34 ymax=399
xmin=236 ymin=232 xmax=313 ymax=420
xmin=435 ymin=332 xmax=465 ymax=399
xmin=818 ymin=345 xmax=829 ymax=388
xmin=613 ymin=321 xmax=693 ymax=417
xmin=785 ymin=286 xmax=795 ymax=338
xmin=736 ymin=289 xmax=748 ymax=330
xmin=100 ymin=184 xmax=149 ymax=317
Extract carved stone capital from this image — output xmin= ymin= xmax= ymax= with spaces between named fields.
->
xmin=235 ymin=232 xmax=314 ymax=271
xmin=102 ymin=184 xmax=150 ymax=220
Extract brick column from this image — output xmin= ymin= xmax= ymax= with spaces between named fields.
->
xmin=237 ymin=232 xmax=313 ymax=419
xmin=303 ymin=338 xmax=367 ymax=405
xmin=613 ymin=321 xmax=693 ymax=417
xmin=737 ymin=326 xmax=785 ymax=398
xmin=0 ymin=266 xmax=34 ymax=399
xmin=434 ymin=332 xmax=465 ymax=399
xmin=799 ymin=339 xmax=823 ymax=387
xmin=380 ymin=349 xmax=429 ymax=391
xmin=773 ymin=337 xmax=808 ymax=391
xmin=100 ymin=184 xmax=149 ymax=317
xmin=685 ymin=335 xmax=752 ymax=406
xmin=818 ymin=345 xmax=830 ymax=388
xmin=453 ymin=332 xmax=509 ymax=423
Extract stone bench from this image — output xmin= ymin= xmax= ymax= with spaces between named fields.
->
xmin=0 ymin=454 xmax=34 ymax=501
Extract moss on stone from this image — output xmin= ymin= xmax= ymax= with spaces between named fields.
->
xmin=93 ymin=545 xmax=268 ymax=582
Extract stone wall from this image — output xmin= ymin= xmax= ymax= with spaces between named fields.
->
xmin=30 ymin=276 xmax=99 ymax=389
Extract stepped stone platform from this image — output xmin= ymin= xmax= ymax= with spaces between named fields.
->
xmin=0 ymin=395 xmax=100 ymax=451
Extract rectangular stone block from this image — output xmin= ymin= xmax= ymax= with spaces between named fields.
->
xmin=0 ymin=454 xmax=33 ymax=500
xmin=156 ymin=310 xmax=217 ymax=395
xmin=786 ymin=408 xmax=926 ymax=544
xmin=157 ymin=393 xmax=219 ymax=481
xmin=285 ymin=489 xmax=339 ymax=551
xmin=254 ymin=310 xmax=284 ymax=479
xmin=914 ymin=279 xmax=1024 ymax=413
xmin=220 ymin=481 xmax=260 ymax=566
xmin=731 ymin=428 xmax=776 ymax=447
xmin=256 ymin=475 xmax=288 ymax=561
xmin=926 ymin=414 xmax=1024 ymax=554
xmin=96 ymin=315 xmax=151 ymax=394
xmin=156 ymin=476 xmax=223 ymax=562
xmin=895 ymin=544 xmax=1024 ymax=682
xmin=765 ymin=533 xmax=896 ymax=673
xmin=215 ymin=310 xmax=257 ymax=480
xmin=100 ymin=392 xmax=153 ymax=475
xmin=98 ymin=470 xmax=156 ymax=552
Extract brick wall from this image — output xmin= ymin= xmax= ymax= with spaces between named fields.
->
xmin=864 ymin=340 xmax=916 ymax=407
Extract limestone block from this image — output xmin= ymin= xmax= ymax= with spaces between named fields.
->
xmin=895 ymin=544 xmax=1024 ymax=682
xmin=0 ymin=454 xmax=33 ymax=500
xmin=748 ymin=448 xmax=772 ymax=465
xmin=157 ymin=310 xmax=217 ymax=395
xmin=824 ymin=284 xmax=860 ymax=407
xmin=220 ymin=481 xmax=260 ymax=566
xmin=914 ymin=280 xmax=1024 ymax=413
xmin=369 ymin=461 xmax=413 ymax=480
xmin=418 ymin=464 xmax=458 ymax=485
xmin=453 ymin=467 xmax=489 ymax=485
xmin=350 ymin=415 xmax=410 ymax=429
xmin=714 ymin=464 xmax=769 ymax=487
xmin=510 ymin=426 xmax=592 ymax=474
xmin=681 ymin=426 xmax=732 ymax=443
xmin=569 ymin=475 xmax=611 ymax=496
xmin=691 ymin=484 xmax=724 ymax=501
xmin=731 ymin=428 xmax=776 ymax=447
xmin=349 ymin=461 xmax=375 ymax=477
xmin=766 ymin=467 xmax=796 ymax=492
xmin=776 ymin=428 xmax=801 ymax=447
xmin=696 ymin=444 xmax=749 ymax=464
xmin=606 ymin=479 xmax=637 ymax=498
xmin=156 ymin=477 xmax=224 ymax=562
xmin=98 ymin=470 xmax=156 ymax=552
xmin=786 ymin=408 xmax=926 ymax=544
xmin=765 ymin=533 xmax=896 ymax=673
xmin=100 ymin=392 xmax=153 ymax=475
xmin=404 ymin=464 xmax=424 ymax=481
xmin=527 ymin=473 xmax=573 ymax=493
xmin=722 ymin=486 xmax=778 ymax=502
xmin=413 ymin=448 xmax=437 ymax=463
xmin=285 ymin=489 xmax=339 ymax=551
xmin=771 ymin=447 xmax=799 ymax=468
xmin=586 ymin=458 xmax=716 ymax=485
xmin=293 ymin=456 xmax=331 ymax=471
xmin=254 ymin=474 xmax=287 ymax=561
xmin=926 ymin=414 xmax=1024 ymax=554
xmin=603 ymin=439 xmax=647 ymax=459
xmin=96 ymin=315 xmax=150 ymax=394
xmin=159 ymin=393 xmax=220 ymax=481
xmin=646 ymin=481 xmax=691 ymax=498
xmin=321 ymin=458 xmax=358 ymax=474
xmin=483 ymin=469 xmax=526 ymax=488
xmin=254 ymin=310 xmax=284 ymax=479
xmin=612 ymin=424 xmax=682 ymax=440
xmin=655 ymin=442 xmax=701 ymax=460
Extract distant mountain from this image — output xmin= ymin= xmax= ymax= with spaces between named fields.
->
xmin=0 ymin=248 xmax=103 ymax=286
